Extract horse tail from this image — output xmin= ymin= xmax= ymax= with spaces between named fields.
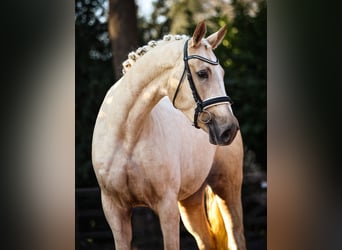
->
xmin=204 ymin=185 xmax=228 ymax=248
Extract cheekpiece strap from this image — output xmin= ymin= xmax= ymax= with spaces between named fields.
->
xmin=181 ymin=39 xmax=233 ymax=128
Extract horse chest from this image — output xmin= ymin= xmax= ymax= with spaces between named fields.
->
xmin=97 ymin=147 xmax=173 ymax=206
xmin=178 ymin=149 xmax=215 ymax=199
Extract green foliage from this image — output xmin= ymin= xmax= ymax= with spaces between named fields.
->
xmin=143 ymin=0 xmax=267 ymax=168
xmin=76 ymin=0 xmax=267 ymax=186
xmin=218 ymin=0 xmax=267 ymax=168
xmin=76 ymin=0 xmax=114 ymax=187
xmin=137 ymin=0 xmax=171 ymax=43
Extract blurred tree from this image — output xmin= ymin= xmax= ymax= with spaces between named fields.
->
xmin=76 ymin=0 xmax=139 ymax=186
xmin=137 ymin=0 xmax=171 ymax=43
xmin=76 ymin=0 xmax=114 ymax=187
xmin=108 ymin=0 xmax=138 ymax=79
xmin=142 ymin=0 xmax=266 ymax=169
xmin=76 ymin=0 xmax=266 ymax=185
xmin=168 ymin=0 xmax=234 ymax=33
xmin=225 ymin=0 xmax=266 ymax=169
xmin=76 ymin=0 xmax=266 ymax=247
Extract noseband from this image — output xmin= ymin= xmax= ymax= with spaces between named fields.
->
xmin=172 ymin=39 xmax=233 ymax=128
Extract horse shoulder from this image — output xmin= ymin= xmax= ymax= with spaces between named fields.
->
xmin=213 ymin=131 xmax=243 ymax=168
xmin=150 ymin=99 xmax=218 ymax=199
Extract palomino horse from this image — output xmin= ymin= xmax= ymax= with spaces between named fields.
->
xmin=92 ymin=21 xmax=246 ymax=250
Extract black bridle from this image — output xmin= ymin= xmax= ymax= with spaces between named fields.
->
xmin=172 ymin=39 xmax=233 ymax=128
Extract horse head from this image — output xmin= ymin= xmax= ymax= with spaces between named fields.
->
xmin=172 ymin=21 xmax=239 ymax=146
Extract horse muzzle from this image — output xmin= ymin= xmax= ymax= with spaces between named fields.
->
xmin=207 ymin=118 xmax=240 ymax=146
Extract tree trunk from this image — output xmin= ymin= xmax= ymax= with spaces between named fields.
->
xmin=108 ymin=0 xmax=138 ymax=80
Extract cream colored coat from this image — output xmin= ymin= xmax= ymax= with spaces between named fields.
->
xmin=92 ymin=21 xmax=246 ymax=250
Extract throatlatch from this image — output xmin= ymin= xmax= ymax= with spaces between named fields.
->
xmin=173 ymin=39 xmax=232 ymax=128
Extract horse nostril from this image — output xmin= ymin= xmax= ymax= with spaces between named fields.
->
xmin=220 ymin=127 xmax=232 ymax=143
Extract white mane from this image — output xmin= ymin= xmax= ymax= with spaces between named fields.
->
xmin=122 ymin=34 xmax=189 ymax=74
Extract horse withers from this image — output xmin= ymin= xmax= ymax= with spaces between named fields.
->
xmin=92 ymin=21 xmax=246 ymax=250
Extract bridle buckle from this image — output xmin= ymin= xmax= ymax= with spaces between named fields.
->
xmin=173 ymin=39 xmax=233 ymax=129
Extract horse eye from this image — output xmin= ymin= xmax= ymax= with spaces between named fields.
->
xmin=196 ymin=70 xmax=208 ymax=79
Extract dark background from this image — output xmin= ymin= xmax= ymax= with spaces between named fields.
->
xmin=1 ymin=0 xmax=342 ymax=250
xmin=76 ymin=0 xmax=266 ymax=249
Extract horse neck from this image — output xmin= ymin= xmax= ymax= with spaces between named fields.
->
xmin=108 ymin=42 xmax=183 ymax=147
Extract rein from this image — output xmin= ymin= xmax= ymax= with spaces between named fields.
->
xmin=172 ymin=39 xmax=232 ymax=128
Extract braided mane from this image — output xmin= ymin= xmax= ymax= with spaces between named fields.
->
xmin=122 ymin=34 xmax=189 ymax=75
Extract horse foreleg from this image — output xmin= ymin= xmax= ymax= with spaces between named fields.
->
xmin=154 ymin=193 xmax=180 ymax=250
xmin=213 ymin=192 xmax=246 ymax=250
xmin=178 ymin=184 xmax=216 ymax=250
xmin=208 ymin=155 xmax=246 ymax=249
xmin=101 ymin=192 xmax=132 ymax=250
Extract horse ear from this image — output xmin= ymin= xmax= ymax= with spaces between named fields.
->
xmin=190 ymin=20 xmax=207 ymax=48
xmin=206 ymin=25 xmax=227 ymax=49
